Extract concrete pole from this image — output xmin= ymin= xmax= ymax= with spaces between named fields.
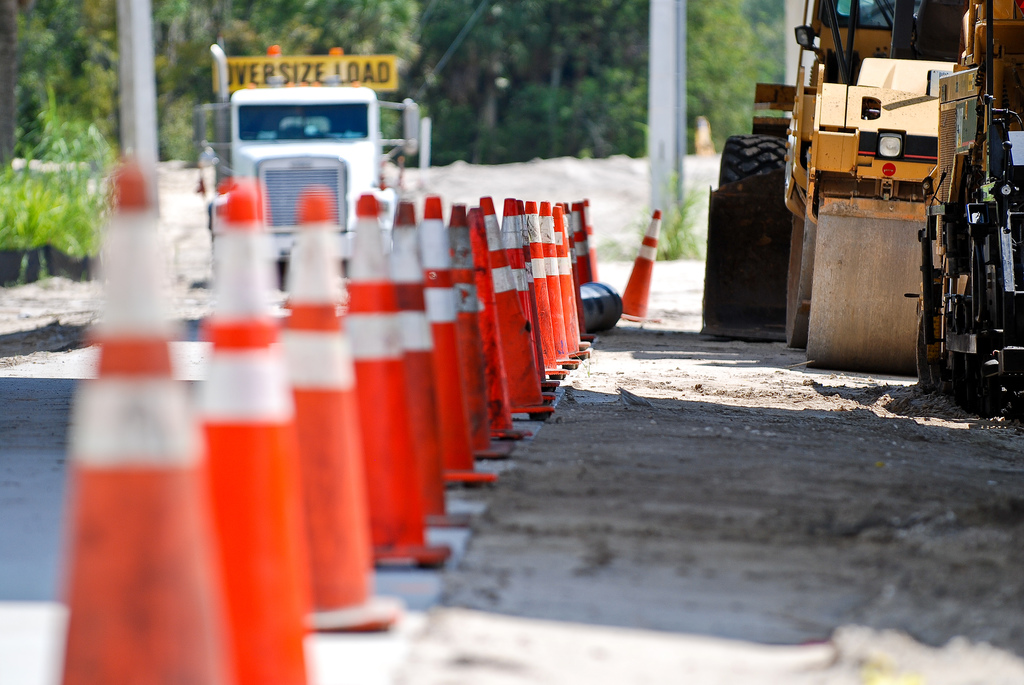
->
xmin=648 ymin=0 xmax=680 ymax=214
xmin=117 ymin=0 xmax=160 ymax=205
xmin=418 ymin=116 xmax=432 ymax=188
xmin=675 ymin=0 xmax=686 ymax=202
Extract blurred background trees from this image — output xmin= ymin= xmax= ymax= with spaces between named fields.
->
xmin=11 ymin=0 xmax=785 ymax=165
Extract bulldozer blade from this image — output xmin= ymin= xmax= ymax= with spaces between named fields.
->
xmin=806 ymin=201 xmax=920 ymax=375
xmin=701 ymin=169 xmax=792 ymax=341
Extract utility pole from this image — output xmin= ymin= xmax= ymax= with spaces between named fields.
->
xmin=648 ymin=0 xmax=686 ymax=214
xmin=117 ymin=0 xmax=160 ymax=205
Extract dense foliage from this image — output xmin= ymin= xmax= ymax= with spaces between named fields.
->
xmin=13 ymin=0 xmax=784 ymax=165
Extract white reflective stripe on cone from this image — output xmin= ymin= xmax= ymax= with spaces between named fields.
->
xmin=283 ymin=329 xmax=355 ymax=390
xmin=419 ymin=219 xmax=452 ymax=269
xmin=397 ymin=310 xmax=434 ymax=352
xmin=97 ymin=211 xmax=173 ymax=338
xmin=639 ymin=244 xmax=658 ymax=262
xmin=202 ymin=347 xmax=295 ymax=423
xmin=545 ymin=257 xmax=559 ymax=275
xmin=349 ymin=217 xmax=389 ymax=281
xmin=348 ymin=312 xmax=404 ymax=360
xmin=289 ymin=226 xmax=341 ymax=304
xmin=527 ymin=215 xmax=543 ymax=244
xmin=424 ymin=287 xmax=457 ymax=323
xmin=390 ymin=227 xmax=423 ymax=284
xmin=454 ymin=283 xmax=481 ymax=313
xmin=532 ymin=257 xmax=548 ymax=279
xmin=575 ymin=241 xmax=588 ymax=258
xmin=557 ymin=257 xmax=573 ymax=275
xmin=71 ymin=379 xmax=199 ymax=467
xmin=212 ymin=232 xmax=277 ymax=319
xmin=512 ymin=268 xmax=527 ymax=292
xmin=483 ymin=213 xmax=503 ymax=252
xmin=491 ymin=265 xmax=516 ymax=295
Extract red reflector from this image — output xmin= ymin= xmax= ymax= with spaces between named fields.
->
xmin=882 ymin=162 xmax=897 ymax=177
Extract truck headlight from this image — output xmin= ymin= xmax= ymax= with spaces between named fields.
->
xmin=878 ymin=133 xmax=903 ymax=158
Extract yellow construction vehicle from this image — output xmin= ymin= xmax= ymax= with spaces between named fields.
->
xmin=703 ymin=0 xmax=960 ymax=375
xmin=919 ymin=0 xmax=1024 ymax=415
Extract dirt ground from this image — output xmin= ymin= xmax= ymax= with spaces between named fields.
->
xmin=5 ymin=160 xmax=1024 ymax=682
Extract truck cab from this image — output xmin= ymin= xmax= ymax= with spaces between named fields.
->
xmin=229 ymin=86 xmax=396 ymax=261
xmin=196 ymin=46 xmax=418 ymax=274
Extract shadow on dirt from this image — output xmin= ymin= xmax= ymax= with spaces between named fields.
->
xmin=0 ymin=322 xmax=88 ymax=359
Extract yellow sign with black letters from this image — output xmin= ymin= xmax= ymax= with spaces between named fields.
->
xmin=220 ymin=55 xmax=398 ymax=93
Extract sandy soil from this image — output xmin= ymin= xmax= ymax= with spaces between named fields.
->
xmin=5 ymin=158 xmax=1024 ymax=682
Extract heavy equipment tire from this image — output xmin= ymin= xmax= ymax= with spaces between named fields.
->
xmin=718 ymin=134 xmax=787 ymax=186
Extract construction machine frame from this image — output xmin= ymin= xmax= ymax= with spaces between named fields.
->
xmin=919 ymin=0 xmax=1024 ymax=416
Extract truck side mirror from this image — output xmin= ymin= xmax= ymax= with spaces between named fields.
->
xmin=795 ymin=25 xmax=817 ymax=50
xmin=402 ymin=99 xmax=420 ymax=157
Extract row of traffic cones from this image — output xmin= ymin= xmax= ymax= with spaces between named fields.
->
xmin=58 ymin=160 xmax=606 ymax=684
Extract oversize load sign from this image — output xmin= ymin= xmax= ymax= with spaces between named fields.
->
xmin=222 ymin=55 xmax=398 ymax=93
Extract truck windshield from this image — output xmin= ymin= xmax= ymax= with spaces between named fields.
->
xmin=238 ymin=104 xmax=369 ymax=141
xmin=825 ymin=0 xmax=921 ymax=29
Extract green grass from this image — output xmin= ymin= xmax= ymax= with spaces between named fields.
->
xmin=1 ymin=88 xmax=112 ymax=259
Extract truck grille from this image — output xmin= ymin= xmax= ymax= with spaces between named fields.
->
xmin=260 ymin=162 xmax=346 ymax=229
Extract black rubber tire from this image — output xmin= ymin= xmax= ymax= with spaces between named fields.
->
xmin=718 ymin=134 xmax=787 ymax=186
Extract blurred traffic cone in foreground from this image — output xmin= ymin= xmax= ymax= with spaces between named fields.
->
xmin=390 ymin=201 xmax=456 ymax=517
xmin=621 ymin=210 xmax=663 ymax=321
xmin=61 ymin=162 xmax=230 ymax=685
xmin=419 ymin=197 xmax=496 ymax=484
xmin=349 ymin=193 xmax=451 ymax=566
xmin=583 ymin=199 xmax=600 ymax=282
xmin=285 ymin=188 xmax=401 ymax=631
xmin=201 ymin=179 xmax=310 ymax=685
xmin=482 ymin=198 xmax=554 ymax=418
xmin=525 ymin=201 xmax=566 ymax=379
xmin=469 ymin=208 xmax=528 ymax=441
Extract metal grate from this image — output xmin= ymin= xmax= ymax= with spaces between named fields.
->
xmin=938 ymin=106 xmax=956 ymax=203
xmin=261 ymin=165 xmax=344 ymax=228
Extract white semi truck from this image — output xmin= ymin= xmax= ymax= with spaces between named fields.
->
xmin=195 ymin=45 xmax=419 ymax=271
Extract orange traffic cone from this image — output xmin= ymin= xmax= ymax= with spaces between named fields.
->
xmin=349 ymin=193 xmax=451 ymax=566
xmin=500 ymin=199 xmax=543 ymax=370
xmin=570 ymin=202 xmax=596 ymax=344
xmin=201 ymin=179 xmax=310 ymax=685
xmin=449 ymin=204 xmax=510 ymax=456
xmin=556 ymin=205 xmax=586 ymax=360
xmin=571 ymin=201 xmax=594 ymax=285
xmin=61 ymin=162 xmax=230 ymax=685
xmin=285 ymin=188 xmax=402 ymax=631
xmin=481 ymin=197 xmax=555 ymax=418
xmin=525 ymin=201 xmax=566 ymax=378
xmin=539 ymin=202 xmax=575 ymax=369
xmin=468 ymin=207 xmax=523 ymax=440
xmin=621 ymin=210 xmax=663 ymax=321
xmin=584 ymin=199 xmax=600 ymax=282
xmin=390 ymin=201 xmax=454 ymax=515
xmin=420 ymin=197 xmax=497 ymax=484
xmin=547 ymin=204 xmax=579 ymax=370
xmin=518 ymin=200 xmax=561 ymax=393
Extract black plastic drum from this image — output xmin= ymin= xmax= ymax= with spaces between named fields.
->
xmin=580 ymin=282 xmax=622 ymax=332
